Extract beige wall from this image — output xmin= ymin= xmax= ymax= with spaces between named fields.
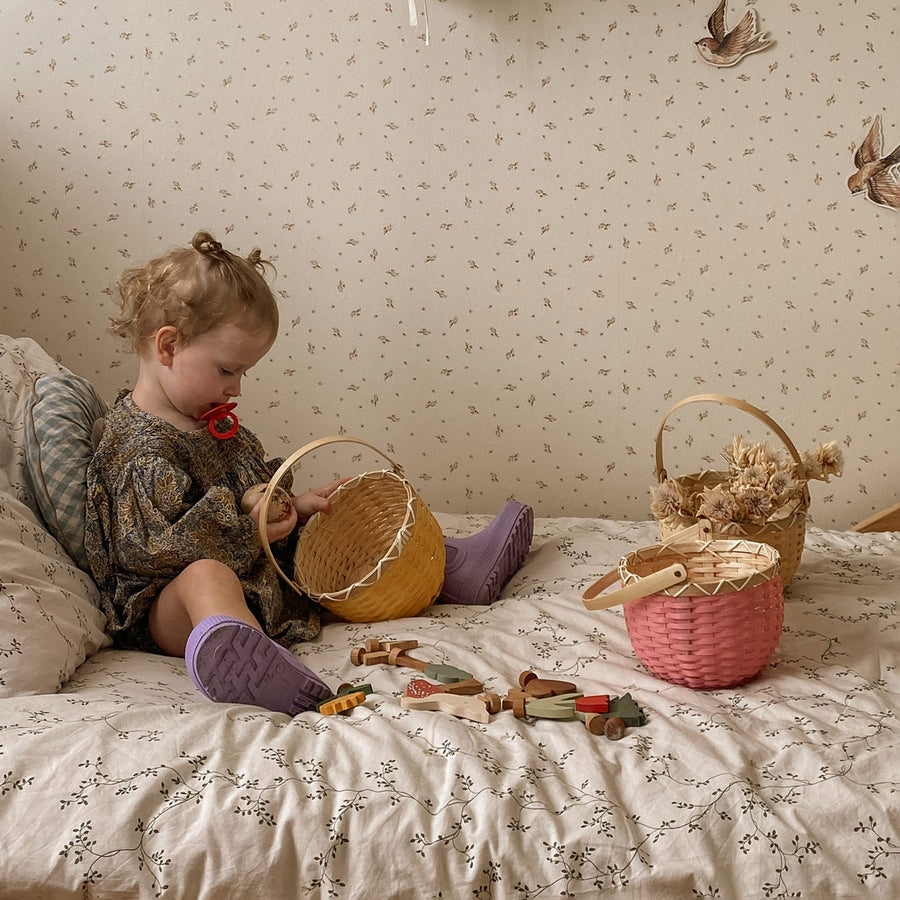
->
xmin=2 ymin=1 xmax=897 ymax=527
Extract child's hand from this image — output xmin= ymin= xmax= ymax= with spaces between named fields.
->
xmin=293 ymin=477 xmax=352 ymax=522
xmin=247 ymin=496 xmax=299 ymax=543
xmin=241 ymin=484 xmax=293 ymax=522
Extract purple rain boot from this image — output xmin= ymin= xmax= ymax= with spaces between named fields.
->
xmin=438 ymin=500 xmax=534 ymax=605
xmin=185 ymin=615 xmax=331 ymax=715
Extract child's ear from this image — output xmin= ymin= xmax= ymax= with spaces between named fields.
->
xmin=154 ymin=326 xmax=180 ymax=367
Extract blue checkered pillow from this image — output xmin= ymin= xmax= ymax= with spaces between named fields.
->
xmin=24 ymin=373 xmax=108 ymax=570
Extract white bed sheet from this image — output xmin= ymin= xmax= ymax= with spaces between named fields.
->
xmin=1 ymin=515 xmax=897 ymax=899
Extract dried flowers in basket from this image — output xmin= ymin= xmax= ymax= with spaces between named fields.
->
xmin=651 ymin=436 xmax=845 ymax=526
xmin=651 ymin=394 xmax=844 ymax=585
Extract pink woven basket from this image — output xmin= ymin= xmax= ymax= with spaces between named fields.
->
xmin=582 ymin=522 xmax=784 ymax=689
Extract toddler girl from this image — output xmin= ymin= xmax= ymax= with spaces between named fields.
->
xmin=85 ymin=231 xmax=533 ymax=717
xmin=85 ymin=231 xmax=342 ymax=714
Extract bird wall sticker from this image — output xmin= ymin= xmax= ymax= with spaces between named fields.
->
xmin=696 ymin=0 xmax=773 ymax=68
xmin=847 ymin=115 xmax=900 ymax=212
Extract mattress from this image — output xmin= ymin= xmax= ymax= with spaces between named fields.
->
xmin=1 ymin=514 xmax=897 ymax=899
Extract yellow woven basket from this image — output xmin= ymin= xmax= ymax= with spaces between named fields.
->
xmin=654 ymin=394 xmax=809 ymax=585
xmin=258 ymin=437 xmax=445 ymax=623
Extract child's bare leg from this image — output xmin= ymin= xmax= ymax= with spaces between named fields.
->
xmin=149 ymin=559 xmax=260 ymax=657
xmin=152 ymin=558 xmax=331 ymax=715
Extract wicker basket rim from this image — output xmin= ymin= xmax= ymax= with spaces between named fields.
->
xmin=619 ymin=538 xmax=780 ymax=597
xmin=296 ymin=468 xmax=417 ymax=602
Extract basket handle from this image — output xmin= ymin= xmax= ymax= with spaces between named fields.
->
xmin=257 ymin=436 xmax=405 ymax=594
xmin=660 ymin=519 xmax=714 ymax=545
xmin=582 ymin=562 xmax=688 ymax=610
xmin=655 ymin=393 xmax=803 ymax=483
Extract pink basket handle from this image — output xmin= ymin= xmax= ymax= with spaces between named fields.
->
xmin=582 ymin=562 xmax=688 ymax=610
xmin=655 ymin=393 xmax=804 ymax=483
xmin=257 ymin=436 xmax=405 ymax=595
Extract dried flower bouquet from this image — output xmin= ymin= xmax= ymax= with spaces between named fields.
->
xmin=651 ymin=437 xmax=844 ymax=527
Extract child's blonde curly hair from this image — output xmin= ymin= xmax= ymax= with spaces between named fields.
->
xmin=111 ymin=230 xmax=278 ymax=354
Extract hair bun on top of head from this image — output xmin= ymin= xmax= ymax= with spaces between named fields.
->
xmin=192 ymin=231 xmax=224 ymax=255
xmin=192 ymin=230 xmax=267 ymax=272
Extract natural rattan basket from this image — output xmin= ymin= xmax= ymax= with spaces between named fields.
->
xmin=654 ymin=394 xmax=808 ymax=584
xmin=258 ymin=437 xmax=445 ymax=623
xmin=583 ymin=522 xmax=784 ymax=689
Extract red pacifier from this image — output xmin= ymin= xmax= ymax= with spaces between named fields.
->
xmin=199 ymin=403 xmax=239 ymax=440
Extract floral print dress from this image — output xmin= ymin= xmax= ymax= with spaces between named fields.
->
xmin=84 ymin=393 xmax=319 ymax=652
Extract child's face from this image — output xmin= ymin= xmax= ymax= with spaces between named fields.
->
xmin=161 ymin=319 xmax=275 ymax=422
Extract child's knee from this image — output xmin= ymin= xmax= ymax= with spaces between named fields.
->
xmin=181 ymin=558 xmax=241 ymax=590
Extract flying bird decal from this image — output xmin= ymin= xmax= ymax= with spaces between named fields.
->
xmin=696 ymin=0 xmax=773 ymax=67
xmin=847 ymin=115 xmax=900 ymax=212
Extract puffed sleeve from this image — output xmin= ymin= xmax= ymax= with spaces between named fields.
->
xmin=110 ymin=455 xmax=265 ymax=581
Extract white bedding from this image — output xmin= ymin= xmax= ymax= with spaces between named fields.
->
xmin=0 ymin=516 xmax=897 ymax=898
xmin=1 ymin=336 xmax=897 ymax=898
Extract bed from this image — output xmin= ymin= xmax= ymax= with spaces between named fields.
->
xmin=1 ymin=334 xmax=897 ymax=899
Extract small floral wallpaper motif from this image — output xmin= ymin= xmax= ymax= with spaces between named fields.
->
xmin=1 ymin=1 xmax=897 ymax=528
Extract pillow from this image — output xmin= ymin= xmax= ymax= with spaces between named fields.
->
xmin=23 ymin=372 xmax=108 ymax=571
xmin=0 ymin=471 xmax=110 ymax=697
xmin=0 ymin=335 xmax=111 ymax=696
xmin=0 ymin=335 xmax=68 ymax=506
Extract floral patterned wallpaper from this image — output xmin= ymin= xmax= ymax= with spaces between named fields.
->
xmin=1 ymin=0 xmax=897 ymax=528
